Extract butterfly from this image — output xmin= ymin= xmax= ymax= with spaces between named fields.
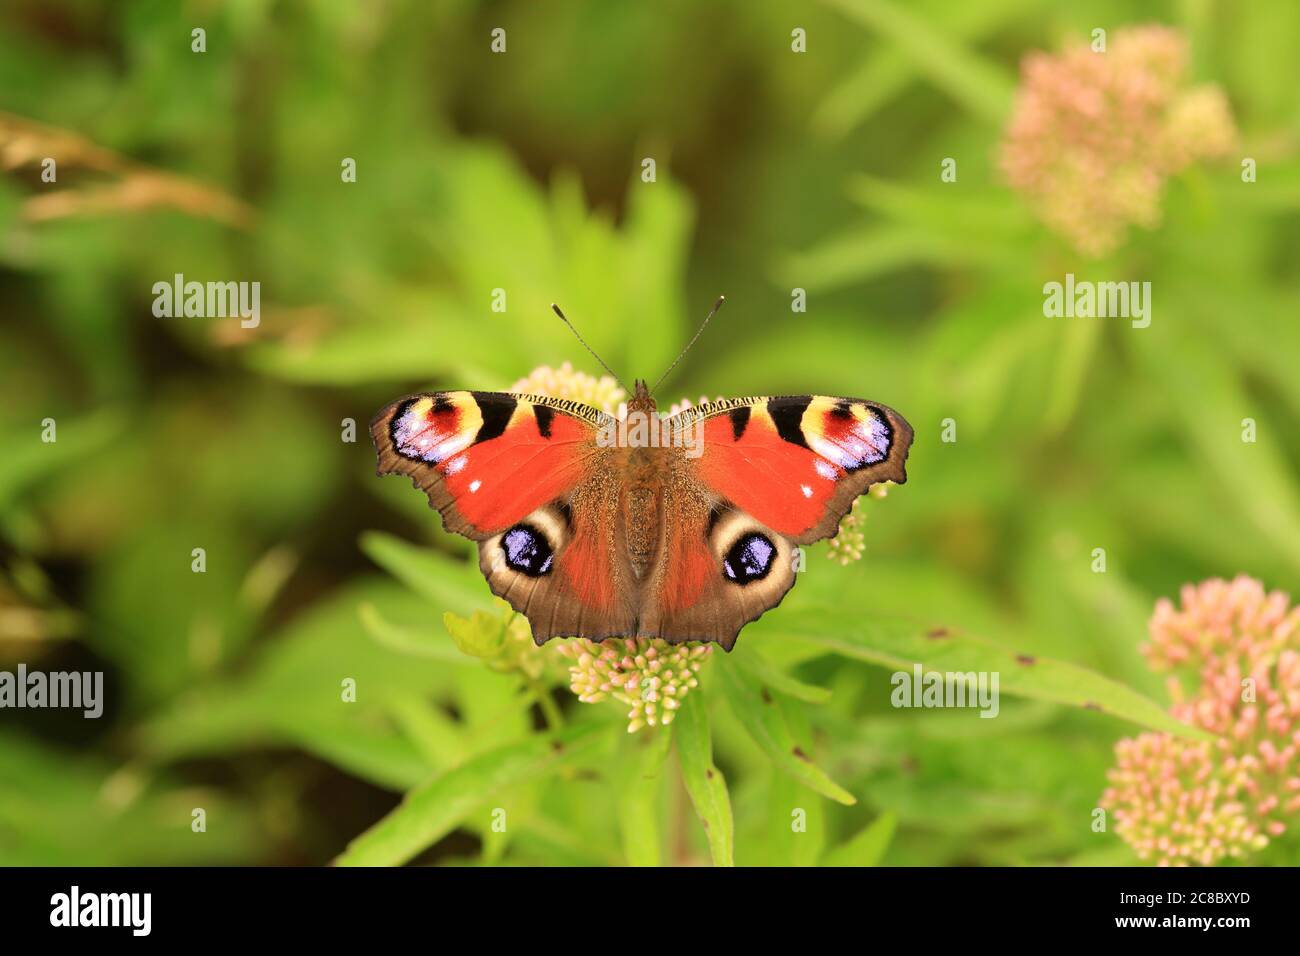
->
xmin=370 ymin=303 xmax=912 ymax=651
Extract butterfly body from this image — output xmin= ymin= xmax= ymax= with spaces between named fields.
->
xmin=372 ymin=380 xmax=911 ymax=650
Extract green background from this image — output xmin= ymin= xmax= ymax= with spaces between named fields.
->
xmin=1 ymin=0 xmax=1298 ymax=866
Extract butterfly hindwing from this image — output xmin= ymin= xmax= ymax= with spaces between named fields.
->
xmin=639 ymin=493 xmax=798 ymax=650
xmin=476 ymin=495 xmax=640 ymax=643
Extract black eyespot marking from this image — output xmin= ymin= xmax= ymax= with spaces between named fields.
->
xmin=391 ymin=396 xmax=452 ymax=462
xmin=501 ymin=524 xmax=554 ymax=576
xmin=473 ymin=393 xmax=517 ymax=442
xmin=728 ymin=406 xmax=751 ymax=440
xmin=767 ymin=396 xmax=812 ymax=448
xmin=389 ymin=398 xmax=418 ymax=453
xmin=534 ymin=404 xmax=555 ymax=438
xmin=722 ymin=533 xmax=776 ymax=584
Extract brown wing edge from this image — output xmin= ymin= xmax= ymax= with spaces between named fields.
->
xmin=369 ymin=395 xmax=488 ymax=540
xmin=795 ymin=400 xmax=913 ymax=545
xmin=520 ymin=617 xmax=768 ymax=652
xmin=644 ymin=563 xmax=798 ymax=652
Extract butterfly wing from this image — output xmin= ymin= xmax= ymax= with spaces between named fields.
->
xmin=371 ymin=390 xmax=609 ymax=538
xmin=679 ymin=395 xmax=912 ymax=543
xmin=642 ymin=395 xmax=912 ymax=649
xmin=635 ymin=487 xmax=801 ymax=649
xmin=371 ymin=391 xmax=639 ymax=639
xmin=372 ymin=390 xmax=913 ymax=651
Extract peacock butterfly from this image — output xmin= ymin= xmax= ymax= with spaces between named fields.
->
xmin=370 ymin=301 xmax=913 ymax=650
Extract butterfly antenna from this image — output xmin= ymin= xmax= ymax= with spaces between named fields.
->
xmin=650 ymin=295 xmax=725 ymax=394
xmin=550 ymin=303 xmax=629 ymax=394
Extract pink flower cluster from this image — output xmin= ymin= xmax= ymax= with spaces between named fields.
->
xmin=1001 ymin=25 xmax=1236 ymax=256
xmin=1102 ymin=576 xmax=1300 ymax=865
xmin=555 ymin=637 xmax=712 ymax=733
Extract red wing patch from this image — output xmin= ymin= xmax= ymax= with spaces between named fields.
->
xmin=372 ymin=391 xmax=604 ymax=537
xmin=558 ymin=515 xmax=619 ymax=612
xmin=658 ymin=524 xmax=713 ymax=613
xmin=688 ymin=396 xmax=911 ymax=540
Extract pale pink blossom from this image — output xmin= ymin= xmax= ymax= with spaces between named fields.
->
xmin=1001 ymin=25 xmax=1237 ymax=256
xmin=1102 ymin=576 xmax=1300 ymax=865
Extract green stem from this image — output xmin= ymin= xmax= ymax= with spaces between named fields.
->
xmin=528 ymin=675 xmax=565 ymax=731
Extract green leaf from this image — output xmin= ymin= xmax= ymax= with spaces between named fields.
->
xmin=243 ymin=291 xmax=514 ymax=385
xmin=675 ymin=692 xmax=734 ymax=866
xmin=385 ymin=695 xmax=468 ymax=770
xmin=716 ymin=662 xmax=857 ymax=806
xmin=775 ymin=611 xmax=1212 ymax=741
xmin=812 ymin=0 xmax=1034 ymax=138
xmin=278 ymin=718 xmax=436 ymax=792
xmin=335 ymin=722 xmax=609 ymax=866
xmin=616 ymin=726 xmax=674 ymax=867
xmin=821 ymin=0 xmax=1015 ymax=123
xmin=137 ymin=578 xmax=464 ymax=788
xmin=0 ymin=410 xmax=124 ymax=511
xmin=778 ymin=225 xmax=983 ymax=293
xmin=359 ymin=531 xmax=492 ymax=614
xmin=732 ymin=648 xmax=832 ymax=704
xmin=358 ymin=602 xmax=468 ymax=663
xmin=768 ymin=770 xmax=827 ymax=865
xmin=442 ymin=609 xmax=505 ymax=658
xmin=846 ymin=174 xmax=1031 ymax=240
xmin=0 ymin=730 xmax=264 ymax=865
xmin=1129 ymin=328 xmax=1300 ymax=575
xmin=1040 ymin=313 xmax=1102 ymax=436
xmin=823 ymin=811 xmax=897 ymax=866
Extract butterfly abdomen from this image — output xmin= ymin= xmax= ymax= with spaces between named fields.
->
xmin=623 ymin=484 xmax=659 ymax=578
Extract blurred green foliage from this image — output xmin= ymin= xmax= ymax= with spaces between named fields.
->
xmin=1 ymin=0 xmax=1298 ymax=866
